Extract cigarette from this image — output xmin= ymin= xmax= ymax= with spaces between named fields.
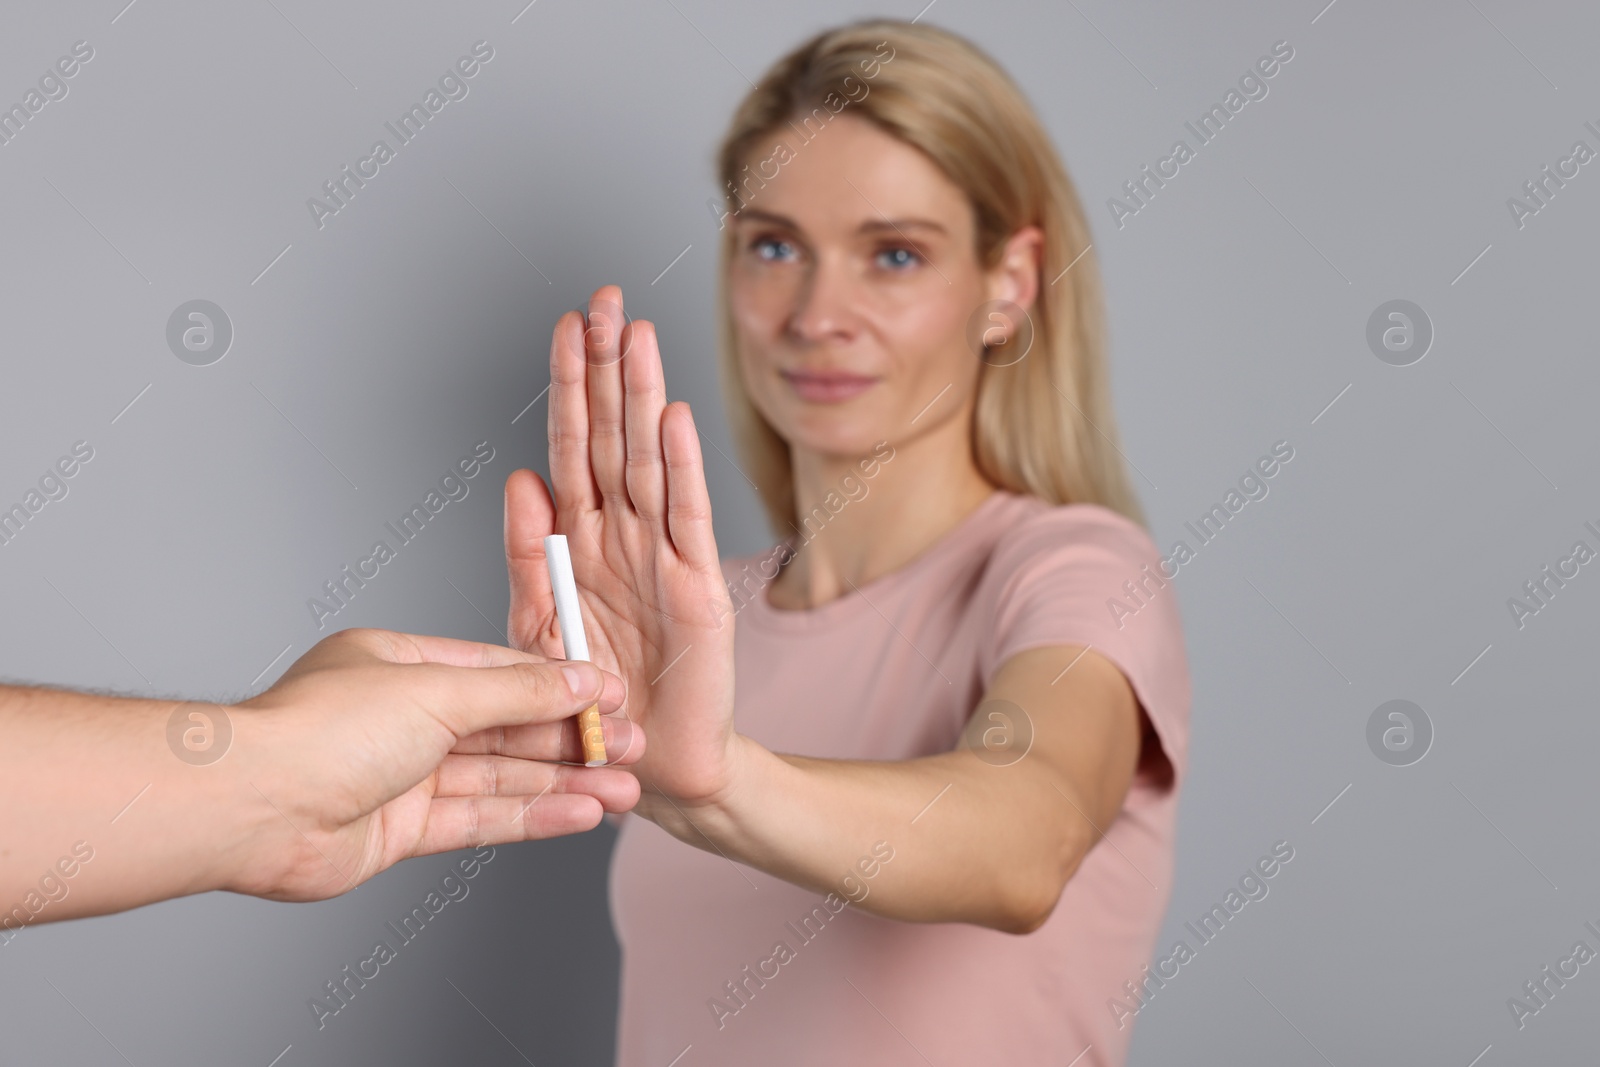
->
xmin=542 ymin=534 xmax=608 ymax=767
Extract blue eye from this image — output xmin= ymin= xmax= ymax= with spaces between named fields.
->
xmin=752 ymin=236 xmax=796 ymax=262
xmin=876 ymin=246 xmax=921 ymax=270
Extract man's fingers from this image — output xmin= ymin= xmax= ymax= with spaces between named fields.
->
xmin=326 ymin=628 xmax=554 ymax=670
xmin=504 ymin=469 xmax=559 ymax=652
xmin=414 ymin=658 xmax=624 ymax=738
xmin=452 ymin=713 xmax=644 ymax=765
xmin=414 ymin=794 xmax=606 ymax=854
xmin=433 ymin=755 xmax=641 ymax=807
xmin=414 ymin=767 xmax=643 ymax=854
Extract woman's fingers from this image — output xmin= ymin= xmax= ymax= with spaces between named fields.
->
xmin=584 ymin=285 xmax=630 ymax=509
xmin=549 ymin=309 xmax=600 ymax=514
xmin=661 ymin=400 xmax=721 ymax=572
xmin=622 ymin=319 xmax=669 ymax=524
xmin=451 ymin=712 xmax=644 ymax=765
xmin=548 ymin=283 xmax=669 ymax=527
xmin=504 ymin=468 xmax=559 ymax=653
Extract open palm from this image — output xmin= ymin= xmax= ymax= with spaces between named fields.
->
xmin=503 ymin=285 xmax=738 ymax=805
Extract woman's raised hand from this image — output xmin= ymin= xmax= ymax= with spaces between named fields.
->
xmin=503 ymin=285 xmax=739 ymax=806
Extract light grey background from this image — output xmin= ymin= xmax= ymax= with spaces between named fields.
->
xmin=1 ymin=0 xmax=1595 ymax=1064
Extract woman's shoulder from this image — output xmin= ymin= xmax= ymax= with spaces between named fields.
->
xmin=982 ymin=493 xmax=1162 ymax=576
xmin=977 ymin=492 xmax=1191 ymax=778
xmin=973 ymin=491 xmax=1181 ymax=662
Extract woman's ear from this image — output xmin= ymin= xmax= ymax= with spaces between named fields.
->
xmin=985 ymin=225 xmax=1044 ymax=315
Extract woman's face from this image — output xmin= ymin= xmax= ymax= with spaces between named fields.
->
xmin=726 ymin=112 xmax=1038 ymax=460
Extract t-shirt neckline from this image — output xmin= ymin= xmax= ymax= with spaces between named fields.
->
xmin=741 ymin=488 xmax=1014 ymax=633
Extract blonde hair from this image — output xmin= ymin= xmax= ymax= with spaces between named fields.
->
xmin=713 ymin=18 xmax=1146 ymax=536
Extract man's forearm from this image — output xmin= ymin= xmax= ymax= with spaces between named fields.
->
xmin=0 ymin=629 xmax=643 ymax=936
xmin=0 ymin=685 xmax=272 ymax=928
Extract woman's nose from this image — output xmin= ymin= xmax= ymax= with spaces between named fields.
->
xmin=787 ymin=254 xmax=858 ymax=343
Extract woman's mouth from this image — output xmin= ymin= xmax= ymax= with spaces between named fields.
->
xmin=779 ymin=368 xmax=879 ymax=403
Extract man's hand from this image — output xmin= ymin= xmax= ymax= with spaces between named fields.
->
xmin=0 ymin=627 xmax=643 ymax=924
xmin=230 ymin=628 xmax=643 ymax=902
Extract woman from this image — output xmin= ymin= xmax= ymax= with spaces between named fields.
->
xmin=502 ymin=19 xmax=1189 ymax=1067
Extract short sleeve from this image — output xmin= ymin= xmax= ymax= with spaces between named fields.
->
xmin=974 ymin=503 xmax=1191 ymax=785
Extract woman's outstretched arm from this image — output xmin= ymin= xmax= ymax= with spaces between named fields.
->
xmin=505 ymin=283 xmax=1144 ymax=933
xmin=636 ymin=643 xmax=1142 ymax=933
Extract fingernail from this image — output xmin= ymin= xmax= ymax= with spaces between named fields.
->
xmin=562 ymin=664 xmax=598 ymax=700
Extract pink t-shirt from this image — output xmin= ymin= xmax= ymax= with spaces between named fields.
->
xmin=609 ymin=489 xmax=1191 ymax=1066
